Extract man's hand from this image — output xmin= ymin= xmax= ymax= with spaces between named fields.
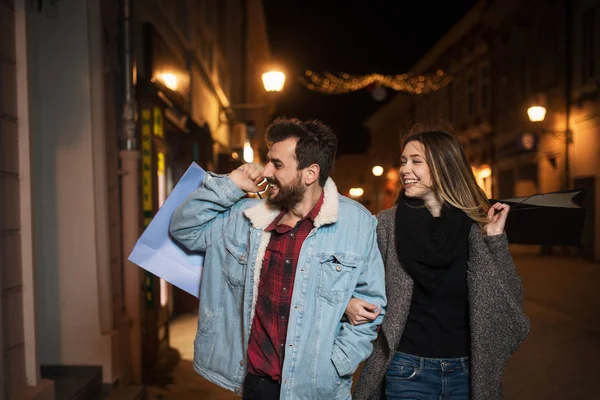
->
xmin=229 ymin=163 xmax=266 ymax=193
xmin=344 ymin=298 xmax=381 ymax=326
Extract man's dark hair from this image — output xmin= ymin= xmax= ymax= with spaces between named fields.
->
xmin=265 ymin=117 xmax=337 ymax=187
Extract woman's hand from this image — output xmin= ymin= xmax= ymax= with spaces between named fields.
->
xmin=484 ymin=202 xmax=510 ymax=236
xmin=344 ymin=298 xmax=381 ymax=326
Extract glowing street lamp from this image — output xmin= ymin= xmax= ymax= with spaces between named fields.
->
xmin=372 ymin=166 xmax=384 ymax=212
xmin=526 ymin=103 xmax=571 ymax=190
xmin=527 ymin=106 xmax=547 ymax=122
xmin=229 ymin=69 xmax=287 ymax=110
xmin=158 ymin=72 xmax=178 ymax=91
xmin=479 ymin=164 xmax=492 ymax=179
xmin=262 ymin=70 xmax=286 ymax=92
xmin=243 ymin=142 xmax=254 ymax=163
xmin=349 ymin=188 xmax=364 ymax=197
xmin=372 ymin=165 xmax=384 ymax=177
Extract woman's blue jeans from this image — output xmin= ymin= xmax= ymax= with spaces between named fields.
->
xmin=385 ymin=352 xmax=470 ymax=399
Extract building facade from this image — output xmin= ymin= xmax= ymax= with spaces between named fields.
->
xmin=364 ymin=0 xmax=600 ymax=260
xmin=1 ymin=0 xmax=275 ymax=398
xmin=1 ymin=0 xmax=55 ymax=398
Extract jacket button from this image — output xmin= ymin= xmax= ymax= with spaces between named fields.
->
xmin=240 ymin=359 xmax=245 ymax=366
xmin=239 ymin=255 xmax=245 ymax=262
xmin=336 ymin=265 xmax=342 ymax=272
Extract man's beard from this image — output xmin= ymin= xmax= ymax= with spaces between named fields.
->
xmin=266 ymin=174 xmax=305 ymax=210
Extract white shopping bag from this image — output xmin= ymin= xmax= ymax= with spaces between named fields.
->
xmin=128 ymin=162 xmax=205 ymax=297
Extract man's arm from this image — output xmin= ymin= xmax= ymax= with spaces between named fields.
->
xmin=331 ymin=216 xmax=387 ymax=377
xmin=169 ymin=164 xmax=265 ymax=251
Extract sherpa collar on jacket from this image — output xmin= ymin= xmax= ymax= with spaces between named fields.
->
xmin=243 ymin=177 xmax=339 ymax=229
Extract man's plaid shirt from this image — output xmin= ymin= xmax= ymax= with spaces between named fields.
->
xmin=246 ymin=192 xmax=324 ymax=382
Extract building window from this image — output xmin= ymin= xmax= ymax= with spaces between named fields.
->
xmin=452 ymin=78 xmax=461 ymax=123
xmin=467 ymin=72 xmax=475 ymax=117
xmin=218 ymin=60 xmax=230 ymax=96
xmin=202 ymin=41 xmax=213 ymax=73
xmin=537 ymin=26 xmax=558 ymax=89
xmin=194 ymin=16 xmax=203 ymax=49
xmin=205 ymin=0 xmax=216 ymax=30
xmin=480 ymin=63 xmax=490 ymax=110
xmin=519 ymin=54 xmax=529 ymax=101
xmin=498 ymin=168 xmax=515 ymax=199
xmin=439 ymin=87 xmax=449 ymax=120
xmin=582 ymin=7 xmax=596 ymax=82
xmin=176 ymin=1 xmax=187 ymax=37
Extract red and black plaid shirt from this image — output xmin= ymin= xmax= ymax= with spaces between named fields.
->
xmin=247 ymin=192 xmax=324 ymax=382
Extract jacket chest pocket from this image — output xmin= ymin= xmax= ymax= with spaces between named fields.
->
xmin=224 ymin=237 xmax=248 ymax=287
xmin=317 ymin=253 xmax=361 ymax=306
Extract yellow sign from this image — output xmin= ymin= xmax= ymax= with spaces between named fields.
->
xmin=153 ymin=107 xmax=164 ymax=138
xmin=157 ymin=152 xmax=165 ymax=176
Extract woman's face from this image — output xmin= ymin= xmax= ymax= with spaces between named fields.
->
xmin=399 ymin=140 xmax=434 ymax=199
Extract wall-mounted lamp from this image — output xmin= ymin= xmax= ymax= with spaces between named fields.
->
xmin=261 ymin=70 xmax=286 ymax=92
xmin=243 ymin=142 xmax=254 ymax=163
xmin=349 ymin=188 xmax=364 ymax=198
xmin=157 ymin=72 xmax=178 ymax=91
xmin=479 ymin=164 xmax=492 ymax=179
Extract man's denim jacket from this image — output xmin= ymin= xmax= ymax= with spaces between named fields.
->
xmin=169 ymin=173 xmax=386 ymax=399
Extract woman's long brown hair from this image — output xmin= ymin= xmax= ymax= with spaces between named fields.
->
xmin=401 ymin=125 xmax=490 ymax=225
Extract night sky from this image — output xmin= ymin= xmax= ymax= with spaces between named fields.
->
xmin=263 ymin=0 xmax=478 ymax=155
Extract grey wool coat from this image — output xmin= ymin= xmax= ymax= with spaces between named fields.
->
xmin=353 ymin=207 xmax=530 ymax=400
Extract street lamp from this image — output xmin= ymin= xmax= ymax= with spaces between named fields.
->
xmin=527 ymin=106 xmax=547 ymax=122
xmin=157 ymin=72 xmax=178 ymax=91
xmin=372 ymin=166 xmax=384 ymax=213
xmin=243 ymin=142 xmax=254 ymax=163
xmin=349 ymin=188 xmax=364 ymax=197
xmin=228 ymin=69 xmax=287 ymax=110
xmin=225 ymin=68 xmax=287 ymax=165
xmin=372 ymin=165 xmax=384 ymax=177
xmin=262 ymin=71 xmax=286 ymax=92
xmin=479 ymin=164 xmax=492 ymax=179
xmin=526 ymin=105 xmax=570 ymax=190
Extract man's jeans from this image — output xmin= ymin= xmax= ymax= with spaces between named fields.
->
xmin=242 ymin=373 xmax=281 ymax=400
xmin=385 ymin=352 xmax=470 ymax=399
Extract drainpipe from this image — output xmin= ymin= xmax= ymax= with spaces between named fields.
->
xmin=88 ymin=0 xmax=114 ymax=336
xmin=123 ymin=0 xmax=136 ymax=152
xmin=564 ymin=0 xmax=573 ymax=190
xmin=119 ymin=0 xmax=143 ymax=384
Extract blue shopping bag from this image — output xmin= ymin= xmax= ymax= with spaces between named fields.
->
xmin=128 ymin=162 xmax=205 ymax=297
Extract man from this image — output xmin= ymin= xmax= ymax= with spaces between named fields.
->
xmin=169 ymin=118 xmax=386 ymax=399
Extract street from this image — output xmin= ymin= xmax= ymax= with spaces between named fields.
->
xmin=148 ymin=246 xmax=600 ymax=399
xmin=503 ymin=246 xmax=600 ymax=399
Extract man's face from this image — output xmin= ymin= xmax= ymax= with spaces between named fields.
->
xmin=262 ymin=137 xmax=306 ymax=209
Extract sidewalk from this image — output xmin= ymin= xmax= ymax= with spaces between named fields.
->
xmin=502 ymin=246 xmax=600 ymax=399
xmin=148 ymin=247 xmax=600 ymax=399
xmin=146 ymin=313 xmax=237 ymax=400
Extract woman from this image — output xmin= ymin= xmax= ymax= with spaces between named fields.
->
xmin=348 ymin=128 xmax=530 ymax=399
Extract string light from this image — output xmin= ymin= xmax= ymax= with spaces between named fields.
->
xmin=299 ymin=69 xmax=452 ymax=95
